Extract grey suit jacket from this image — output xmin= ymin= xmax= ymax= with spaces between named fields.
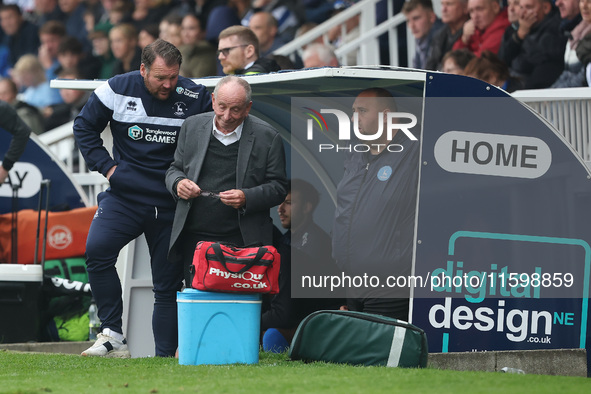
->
xmin=165 ymin=112 xmax=287 ymax=263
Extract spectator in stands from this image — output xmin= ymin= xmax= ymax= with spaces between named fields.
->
xmin=248 ymin=11 xmax=286 ymax=58
xmin=178 ymin=13 xmax=217 ymax=78
xmin=556 ymin=0 xmax=583 ymax=37
xmin=110 ymin=23 xmax=142 ymax=76
xmin=130 ymin=0 xmax=170 ymax=32
xmin=302 ymin=42 xmax=339 ymax=68
xmin=452 ymin=0 xmax=510 ymax=55
xmin=31 ymin=0 xmax=64 ymax=27
xmin=204 ymin=2 xmax=242 ymax=46
xmin=12 ymin=54 xmax=63 ymax=109
xmin=463 ymin=50 xmax=524 ymax=91
xmin=57 ymin=0 xmax=91 ymax=54
xmin=499 ymin=0 xmax=566 ymax=89
xmin=0 ymin=77 xmax=44 ymax=134
xmin=159 ymin=13 xmax=183 ymax=48
xmin=89 ymin=27 xmax=116 ymax=79
xmin=402 ymin=0 xmax=443 ymax=70
xmin=0 ymin=101 xmax=31 ymax=185
xmin=166 ymin=19 xmax=183 ymax=49
xmin=327 ymin=1 xmax=359 ymax=66
xmin=426 ymin=0 xmax=470 ymax=70
xmin=106 ymin=1 xmax=131 ymax=27
xmin=0 ymin=4 xmax=40 ymax=68
xmin=92 ymin=0 xmax=119 ymax=27
xmin=43 ymin=67 xmax=91 ymax=131
xmin=217 ymin=25 xmax=280 ymax=75
xmin=577 ymin=0 xmax=591 ymax=85
xmin=38 ymin=20 xmax=67 ymax=81
xmin=499 ymin=0 xmax=521 ymax=57
xmin=56 ymin=36 xmax=101 ymax=80
xmin=551 ymin=0 xmax=590 ymax=87
xmin=83 ymin=7 xmax=97 ymax=35
xmin=138 ymin=24 xmax=159 ymax=49
xmin=441 ymin=48 xmax=476 ymax=73
xmin=241 ymin=0 xmax=303 ymax=43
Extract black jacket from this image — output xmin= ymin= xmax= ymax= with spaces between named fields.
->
xmin=499 ymin=8 xmax=567 ymax=89
xmin=0 ymin=101 xmax=31 ymax=171
xmin=236 ymin=57 xmax=281 ymax=75
xmin=425 ymin=24 xmax=463 ymax=71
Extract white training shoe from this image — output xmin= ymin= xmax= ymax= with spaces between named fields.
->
xmin=81 ymin=332 xmax=131 ymax=358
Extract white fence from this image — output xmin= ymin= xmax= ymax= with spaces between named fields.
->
xmin=512 ymin=87 xmax=591 ymax=162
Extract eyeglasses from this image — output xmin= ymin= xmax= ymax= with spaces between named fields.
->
xmin=216 ymin=44 xmax=248 ymax=57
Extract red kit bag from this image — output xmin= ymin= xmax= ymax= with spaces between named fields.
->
xmin=190 ymin=241 xmax=280 ymax=294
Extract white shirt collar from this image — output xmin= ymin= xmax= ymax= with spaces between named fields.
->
xmin=212 ymin=115 xmax=243 ymax=146
xmin=243 ymin=61 xmax=255 ymax=71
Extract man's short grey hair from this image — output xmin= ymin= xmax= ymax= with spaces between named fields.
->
xmin=213 ymin=75 xmax=252 ymax=104
xmin=302 ymin=43 xmax=338 ymax=65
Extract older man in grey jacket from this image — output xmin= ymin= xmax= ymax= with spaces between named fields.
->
xmin=166 ymin=76 xmax=287 ymax=282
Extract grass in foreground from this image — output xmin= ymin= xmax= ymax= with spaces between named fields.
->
xmin=0 ymin=350 xmax=589 ymax=394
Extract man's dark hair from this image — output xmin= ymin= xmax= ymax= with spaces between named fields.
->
xmin=162 ymin=11 xmax=183 ymax=25
xmin=40 ymin=20 xmax=67 ymax=37
xmin=140 ymin=24 xmax=160 ymax=41
xmin=289 ymin=179 xmax=320 ymax=211
xmin=141 ymin=38 xmax=183 ymax=71
xmin=57 ymin=67 xmax=80 ymax=79
xmin=0 ymin=4 xmax=22 ymax=16
xmin=0 ymin=77 xmax=18 ymax=95
xmin=463 ymin=50 xmax=510 ymax=83
xmin=402 ymin=0 xmax=434 ymax=14
xmin=58 ymin=36 xmax=83 ymax=55
xmin=442 ymin=49 xmax=475 ymax=71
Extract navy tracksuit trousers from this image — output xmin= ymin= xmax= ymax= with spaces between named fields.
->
xmin=85 ymin=191 xmax=183 ymax=357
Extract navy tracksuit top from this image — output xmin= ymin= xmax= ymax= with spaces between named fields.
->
xmin=73 ymin=71 xmax=212 ymax=209
xmin=332 ymin=131 xmax=420 ymax=277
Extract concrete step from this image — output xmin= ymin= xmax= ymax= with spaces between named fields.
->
xmin=0 ymin=341 xmax=91 ymax=355
xmin=429 ymin=349 xmax=588 ymax=377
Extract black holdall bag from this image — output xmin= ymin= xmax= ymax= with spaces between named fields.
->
xmin=289 ymin=310 xmax=428 ymax=368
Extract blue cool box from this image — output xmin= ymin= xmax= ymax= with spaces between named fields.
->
xmin=177 ymin=288 xmax=262 ymax=365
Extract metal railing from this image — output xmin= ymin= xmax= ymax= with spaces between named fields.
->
xmin=512 ymin=87 xmax=591 ymax=162
xmin=273 ymin=0 xmax=415 ymax=67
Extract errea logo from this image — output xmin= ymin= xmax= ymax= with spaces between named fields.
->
xmin=128 ymin=125 xmax=143 ymax=140
xmin=126 ymin=100 xmax=137 ymax=111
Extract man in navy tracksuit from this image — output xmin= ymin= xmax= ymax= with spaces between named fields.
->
xmin=0 ymin=101 xmax=31 ymax=184
xmin=332 ymin=88 xmax=420 ymax=321
xmin=73 ymin=39 xmax=211 ymax=357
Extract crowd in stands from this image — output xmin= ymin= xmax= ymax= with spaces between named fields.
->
xmin=1 ymin=0 xmax=590 ymax=135
xmin=406 ymin=0 xmax=591 ymax=91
